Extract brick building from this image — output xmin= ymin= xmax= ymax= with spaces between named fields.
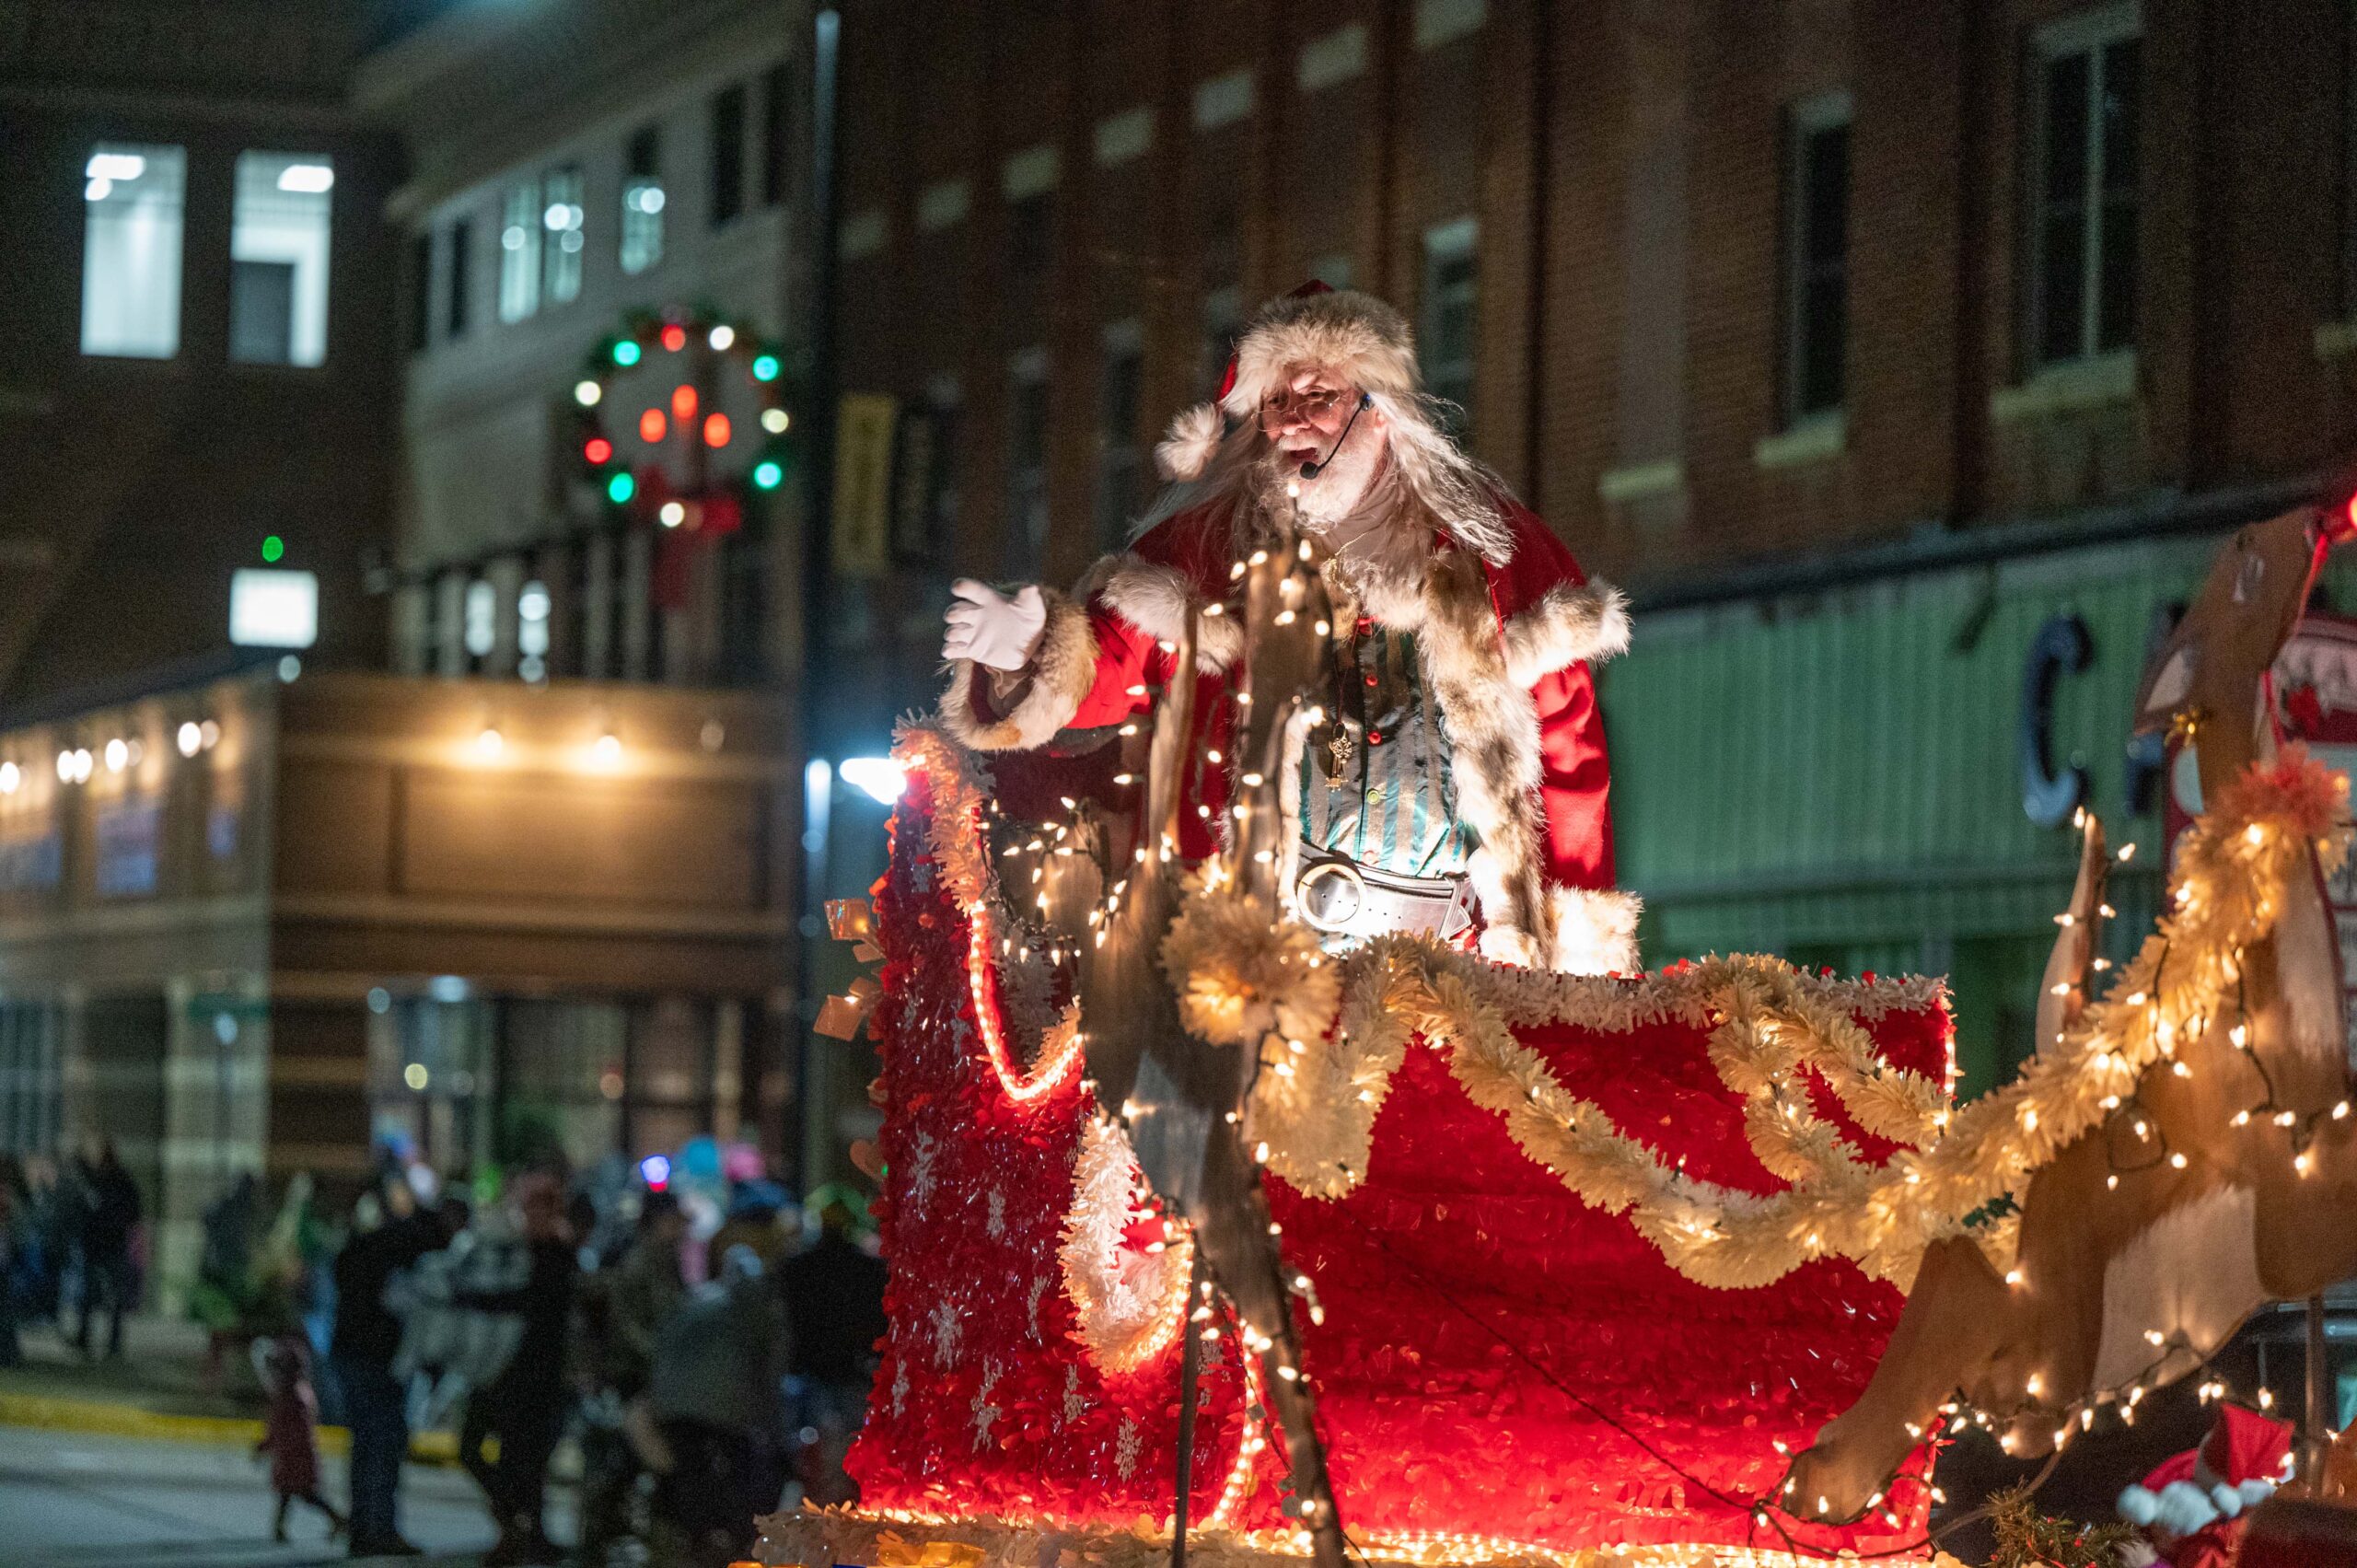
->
xmin=819 ymin=0 xmax=2357 ymax=1085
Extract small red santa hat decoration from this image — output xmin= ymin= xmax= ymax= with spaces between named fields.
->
xmin=2119 ymin=1403 xmax=2296 ymax=1554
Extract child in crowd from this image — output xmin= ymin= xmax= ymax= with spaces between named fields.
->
xmin=255 ymin=1333 xmax=346 ymax=1543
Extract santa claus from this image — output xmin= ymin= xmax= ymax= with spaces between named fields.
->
xmin=937 ymin=285 xmax=1639 ymax=973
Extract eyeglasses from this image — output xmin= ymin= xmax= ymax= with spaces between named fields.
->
xmin=1259 ymin=384 xmax=1354 ymax=424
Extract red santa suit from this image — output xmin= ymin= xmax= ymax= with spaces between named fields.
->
xmin=938 ymin=287 xmax=1639 ymax=974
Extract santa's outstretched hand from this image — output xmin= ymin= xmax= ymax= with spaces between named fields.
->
xmin=943 ymin=579 xmax=1048 ymax=672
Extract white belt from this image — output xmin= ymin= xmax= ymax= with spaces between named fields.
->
xmin=1292 ymin=843 xmax=1474 ymax=944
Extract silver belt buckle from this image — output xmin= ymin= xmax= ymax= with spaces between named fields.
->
xmin=1294 ymin=845 xmax=1472 ymax=942
xmin=1295 ymin=856 xmax=1369 ymax=935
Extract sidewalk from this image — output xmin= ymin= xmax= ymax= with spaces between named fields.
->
xmin=0 ymin=1312 xmax=457 ymax=1461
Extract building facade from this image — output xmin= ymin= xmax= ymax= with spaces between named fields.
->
xmin=819 ymin=0 xmax=2357 ymax=1092
xmin=0 ymin=0 xmax=403 ymax=705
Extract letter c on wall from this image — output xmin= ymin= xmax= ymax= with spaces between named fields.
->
xmin=2021 ymin=613 xmax=2094 ymax=828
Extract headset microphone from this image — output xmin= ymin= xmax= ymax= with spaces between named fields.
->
xmin=1298 ymin=391 xmax=1376 ymax=480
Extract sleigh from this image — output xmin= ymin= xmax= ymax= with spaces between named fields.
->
xmin=765 ymin=506 xmax=2357 ymax=1568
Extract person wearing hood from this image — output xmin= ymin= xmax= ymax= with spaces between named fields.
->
xmin=644 ymin=1246 xmax=789 ymax=1563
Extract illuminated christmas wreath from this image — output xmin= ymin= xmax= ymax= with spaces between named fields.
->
xmin=566 ymin=308 xmax=793 ymax=602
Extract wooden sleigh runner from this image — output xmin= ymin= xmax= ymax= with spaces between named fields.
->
xmin=762 ymin=506 xmax=2357 ymax=1568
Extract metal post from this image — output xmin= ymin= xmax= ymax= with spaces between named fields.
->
xmin=2307 ymin=1293 xmax=2331 ymax=1483
xmin=1172 ymin=1254 xmax=1208 ymax=1568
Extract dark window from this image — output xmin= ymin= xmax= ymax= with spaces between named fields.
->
xmin=408 ymin=230 xmax=433 ymax=353
xmin=1005 ymin=356 xmax=1050 ymax=578
xmin=1420 ymin=220 xmax=1480 ymax=437
xmin=893 ymin=378 xmax=960 ymax=564
xmin=711 ymin=83 xmax=747 ymax=226
xmin=1009 ymin=192 xmax=1054 ymax=280
xmin=761 ymin=61 xmax=793 ymax=206
xmin=447 ymin=215 xmax=472 ymax=338
xmin=1201 ymin=285 xmax=1242 ymax=399
xmin=2029 ymin=8 xmax=2141 ymax=366
xmin=1096 ymin=327 xmax=1144 ymax=551
xmin=2342 ymin=12 xmax=2357 ymax=316
xmin=1782 ymin=94 xmax=1851 ymax=421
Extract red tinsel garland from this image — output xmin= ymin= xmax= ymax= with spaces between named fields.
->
xmin=845 ymin=771 xmax=1944 ymax=1561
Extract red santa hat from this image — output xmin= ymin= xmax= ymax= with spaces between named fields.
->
xmin=2119 ymin=1404 xmax=2296 ymax=1539
xmin=1156 ymin=282 xmax=1420 ymax=483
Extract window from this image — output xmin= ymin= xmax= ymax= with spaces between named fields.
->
xmin=79 ymin=142 xmax=185 ymax=358
xmin=229 ymin=152 xmax=332 ymax=366
xmin=498 ymin=182 xmax=540 ymax=322
xmin=1005 ymin=352 xmax=1051 ymax=578
xmin=542 ymin=165 xmax=585 ymax=306
xmin=447 ymin=215 xmax=473 ymax=338
xmin=2028 ymin=6 xmax=2141 ymax=366
xmin=408 ymin=230 xmax=433 ymax=353
xmin=1201 ymin=284 xmax=1242 ymax=398
xmin=621 ymin=126 xmax=665 ymax=275
xmin=1781 ymin=93 xmax=1851 ymax=421
xmin=711 ymin=83 xmax=747 ymax=226
xmin=894 ymin=377 xmax=960 ymax=564
xmin=1009 ymin=192 xmax=1054 ymax=281
xmin=761 ymin=61 xmax=793 ymax=205
xmin=517 ymin=578 xmax=551 ymax=683
xmin=1096 ymin=321 xmax=1144 ymax=551
xmin=1420 ymin=218 xmax=1479 ymax=436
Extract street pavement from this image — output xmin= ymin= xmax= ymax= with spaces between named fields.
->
xmin=0 ymin=1423 xmax=516 ymax=1568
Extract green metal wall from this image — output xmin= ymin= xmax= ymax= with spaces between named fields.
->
xmin=1600 ymin=533 xmax=2223 ymax=1093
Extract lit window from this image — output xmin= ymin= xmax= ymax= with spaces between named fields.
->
xmin=1420 ymin=218 xmax=1479 ymax=437
xmin=80 ymin=142 xmax=186 ymax=359
xmin=541 ymin=165 xmax=585 ymax=306
xmin=1781 ymin=92 xmax=1851 ymax=422
xmin=621 ymin=125 xmax=665 ymax=275
xmin=229 ymin=153 xmax=332 ymax=367
xmin=498 ymin=182 xmax=541 ymax=323
xmin=463 ymin=579 xmax=496 ymax=658
xmin=2028 ymin=4 xmax=2141 ymax=366
xmin=518 ymin=579 xmax=551 ymax=683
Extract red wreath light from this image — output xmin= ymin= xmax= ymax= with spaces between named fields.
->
xmin=639 ymin=408 xmax=668 ymax=443
xmin=702 ymin=412 xmax=731 ymax=448
xmin=660 ymin=323 xmax=687 ymax=353
xmin=670 ymin=384 xmax=698 ymax=422
xmin=584 ymin=436 xmax=613 ymax=466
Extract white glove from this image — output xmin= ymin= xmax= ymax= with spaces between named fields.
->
xmin=942 ymin=579 xmax=1048 ymax=672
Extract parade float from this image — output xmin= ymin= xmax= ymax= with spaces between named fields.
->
xmin=761 ymin=502 xmax=2357 ymax=1568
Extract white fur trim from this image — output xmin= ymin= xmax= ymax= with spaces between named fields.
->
xmin=1155 ymin=402 xmax=1225 ymax=482
xmin=2118 ymin=1541 xmax=2161 ymax=1568
xmin=2209 ymin=1482 xmax=2244 ymax=1518
xmin=1501 ymin=579 xmax=1632 ymax=685
xmin=936 ymin=588 xmax=1097 ymax=750
xmin=1090 ymin=555 xmax=1243 ymax=672
xmin=2236 ymin=1477 xmax=2277 ymax=1507
xmin=1220 ymin=290 xmax=1418 ymax=416
xmin=2153 ymin=1480 xmax=2220 ymax=1538
xmin=1542 ymin=886 xmax=1643 ymax=975
xmin=2118 ymin=1484 xmax=2161 ymax=1527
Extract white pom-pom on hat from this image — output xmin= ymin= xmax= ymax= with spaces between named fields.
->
xmin=1155 ymin=402 xmax=1225 ymax=482
xmin=2118 ymin=1484 xmax=2161 ymax=1527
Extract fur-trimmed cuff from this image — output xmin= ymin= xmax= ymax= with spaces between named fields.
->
xmin=1480 ymin=886 xmax=1643 ymax=975
xmin=936 ymin=588 xmax=1097 ymax=750
xmin=1090 ymin=554 xmax=1245 ymax=672
xmin=1501 ymin=579 xmax=1632 ymax=686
